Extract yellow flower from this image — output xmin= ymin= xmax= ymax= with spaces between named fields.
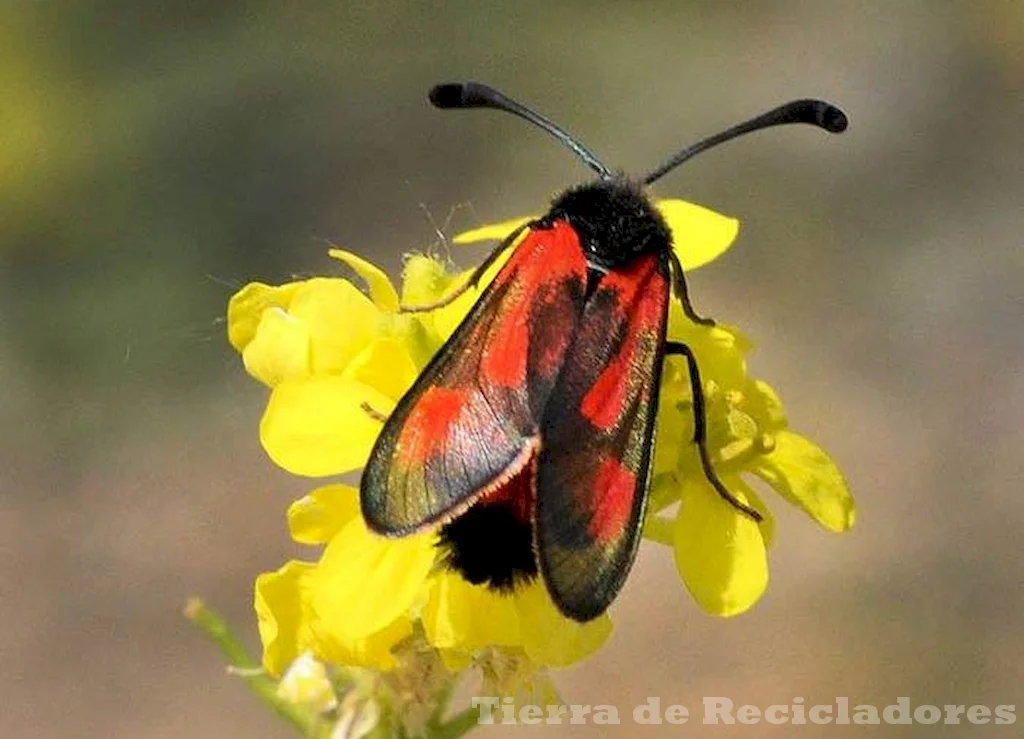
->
xmin=228 ymin=196 xmax=854 ymax=682
xmin=230 ymin=247 xmax=611 ymax=681
xmin=645 ymin=306 xmax=855 ymax=617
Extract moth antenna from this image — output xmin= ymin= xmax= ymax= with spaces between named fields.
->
xmin=644 ymin=99 xmax=848 ymax=185
xmin=430 ymin=82 xmax=614 ymax=180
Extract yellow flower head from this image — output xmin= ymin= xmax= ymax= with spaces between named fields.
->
xmin=227 ymin=197 xmax=854 ymax=684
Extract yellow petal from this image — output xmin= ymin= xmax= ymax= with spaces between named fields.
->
xmin=642 ymin=509 xmax=676 ymax=547
xmin=313 ymin=614 xmax=411 ymax=671
xmin=328 ymin=248 xmax=400 ymax=312
xmin=674 ymin=475 xmax=768 ymax=617
xmin=288 ymin=278 xmax=382 ymax=374
xmin=422 ymin=573 xmax=520 ymax=650
xmin=380 ymin=313 xmax=441 ymax=371
xmin=437 ymin=648 xmax=473 ymax=672
xmin=750 ymin=430 xmax=856 ymax=532
xmin=732 ymin=477 xmax=776 ymax=549
xmin=310 ymin=517 xmax=435 ymax=639
xmin=241 ymin=306 xmax=312 ymax=387
xmin=428 ymin=252 xmax=512 ymax=341
xmin=646 ymin=470 xmax=683 ymax=520
xmin=287 ymin=484 xmax=361 ymax=544
xmin=745 ymin=379 xmax=787 ymax=429
xmin=255 ymin=560 xmax=317 ymax=676
xmin=227 ymin=281 xmax=302 ymax=353
xmin=452 ymin=217 xmax=535 ymax=245
xmin=516 ymin=582 xmax=613 ymax=667
xmin=260 ymin=377 xmax=394 ymax=477
xmin=657 ymin=199 xmax=739 ymax=271
xmin=666 ymin=307 xmax=748 ymax=389
xmin=430 ymin=281 xmax=480 ymax=341
xmin=341 ymin=337 xmax=418 ymax=402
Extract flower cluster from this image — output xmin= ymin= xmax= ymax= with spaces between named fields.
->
xmin=226 ymin=197 xmax=854 ymax=719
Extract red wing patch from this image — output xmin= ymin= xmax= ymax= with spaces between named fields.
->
xmin=397 ymin=386 xmax=470 ymax=464
xmin=361 ymin=221 xmax=588 ymax=534
xmin=479 ymin=298 xmax=530 ymax=387
xmin=535 ymin=251 xmax=670 ymax=621
xmin=587 ymin=457 xmax=636 ymax=543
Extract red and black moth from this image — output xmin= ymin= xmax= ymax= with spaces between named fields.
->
xmin=361 ymin=83 xmax=847 ymax=622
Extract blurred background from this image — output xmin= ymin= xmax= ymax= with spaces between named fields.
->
xmin=2 ymin=1 xmax=1021 ymax=737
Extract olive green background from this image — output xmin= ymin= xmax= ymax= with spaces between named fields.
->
xmin=2 ymin=2 xmax=1021 ymax=737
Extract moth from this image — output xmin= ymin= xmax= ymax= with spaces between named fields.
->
xmin=360 ymin=82 xmax=846 ymax=621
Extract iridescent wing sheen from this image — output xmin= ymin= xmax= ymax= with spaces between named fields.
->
xmin=536 ymin=252 xmax=670 ymax=621
xmin=361 ymin=221 xmax=588 ymax=534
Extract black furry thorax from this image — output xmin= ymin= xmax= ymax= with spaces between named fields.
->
xmin=546 ymin=178 xmax=671 ymax=268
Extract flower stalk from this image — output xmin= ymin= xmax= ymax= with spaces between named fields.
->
xmin=184 ymin=598 xmax=319 ymax=735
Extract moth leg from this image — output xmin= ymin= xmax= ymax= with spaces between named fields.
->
xmin=399 ymin=221 xmax=534 ymax=313
xmin=668 ymin=251 xmax=715 ymax=326
xmin=360 ymin=401 xmax=389 ymax=423
xmin=663 ymin=341 xmax=763 ymax=522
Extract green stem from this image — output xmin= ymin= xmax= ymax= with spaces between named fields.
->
xmin=184 ymin=598 xmax=318 ymax=736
